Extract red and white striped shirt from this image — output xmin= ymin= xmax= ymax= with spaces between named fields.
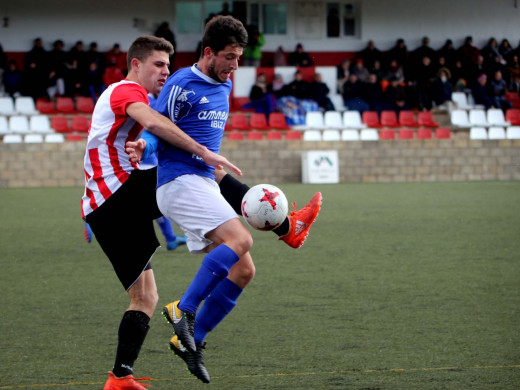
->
xmin=81 ymin=80 xmax=149 ymax=218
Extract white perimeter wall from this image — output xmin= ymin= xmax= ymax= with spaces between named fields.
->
xmin=1 ymin=0 xmax=519 ymax=53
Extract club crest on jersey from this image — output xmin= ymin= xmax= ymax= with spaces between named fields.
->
xmin=174 ymin=89 xmax=195 ymax=120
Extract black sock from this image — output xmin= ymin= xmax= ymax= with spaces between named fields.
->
xmin=112 ymin=310 xmax=150 ymax=378
xmin=273 ymin=217 xmax=290 ymax=237
xmin=218 ymin=174 xmax=251 ymax=215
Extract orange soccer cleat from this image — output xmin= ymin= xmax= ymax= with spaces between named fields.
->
xmin=280 ymin=192 xmax=322 ymax=248
xmin=103 ymin=371 xmax=151 ymax=389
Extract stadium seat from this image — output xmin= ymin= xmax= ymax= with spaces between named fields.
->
xmin=435 ymin=128 xmax=451 ymax=139
xmin=227 ymin=131 xmax=244 ymax=140
xmin=71 ymin=115 xmax=90 ymax=133
xmin=379 ymin=129 xmax=396 ymax=139
xmin=486 ymin=108 xmax=510 ymax=127
xmin=36 ymin=98 xmax=57 ymax=114
xmin=417 ymin=127 xmax=433 ymax=139
xmin=324 ymin=111 xmax=344 ymax=129
xmin=450 ymin=109 xmax=471 ymax=127
xmin=29 ymin=115 xmax=53 ymax=133
xmin=76 ymin=97 xmax=95 ymax=113
xmin=398 ymin=128 xmax=414 ymax=139
xmin=451 ymin=92 xmax=474 ymax=110
xmin=231 ymin=97 xmax=254 ymax=112
xmin=44 ymin=133 xmax=65 ymax=143
xmin=398 ymin=110 xmax=419 ymax=127
xmin=15 ymin=97 xmax=39 ymax=115
xmin=266 ymin=130 xmax=283 ymax=140
xmin=297 ymin=66 xmax=316 ymax=83
xmin=506 ymin=126 xmax=520 ymax=139
xmin=505 ymin=108 xmax=520 ymax=125
xmin=362 ymin=111 xmax=382 ymax=128
xmin=56 ymin=97 xmax=77 ymax=114
xmin=380 ymin=111 xmax=399 ymax=127
xmin=417 ymin=111 xmax=439 ymax=128
xmin=285 ymin=130 xmax=303 ymax=140
xmin=505 ymin=91 xmax=520 ymax=108
xmin=305 ymin=111 xmax=325 ymax=130
xmin=343 ymin=110 xmax=366 ymax=129
xmin=0 ymin=116 xmax=8 ymax=135
xmin=303 ymin=129 xmax=322 ymax=141
xmin=322 ymin=129 xmax=341 ymax=141
xmin=469 ymin=127 xmax=487 ymax=140
xmin=360 ymin=128 xmax=379 ymax=141
xmin=51 ymin=116 xmax=72 ymax=133
xmin=229 ymin=114 xmax=251 ymax=131
xmin=66 ymin=134 xmax=85 ymax=142
xmin=249 ymin=113 xmax=270 ymax=130
xmin=3 ymin=134 xmax=23 ymax=143
xmin=8 ymin=116 xmax=30 ymax=133
xmin=488 ymin=127 xmax=506 ymax=140
xmin=469 ymin=109 xmax=490 ymax=127
xmin=268 ymin=112 xmax=291 ymax=130
xmin=330 ymin=94 xmax=346 ymax=111
xmin=341 ymin=129 xmax=360 ymax=141
xmin=247 ymin=131 xmax=264 ymax=140
xmin=24 ymin=134 xmax=44 ymax=143
xmin=0 ymin=97 xmax=16 ymax=116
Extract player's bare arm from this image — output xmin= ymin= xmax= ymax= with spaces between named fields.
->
xmin=126 ymin=102 xmax=242 ymax=176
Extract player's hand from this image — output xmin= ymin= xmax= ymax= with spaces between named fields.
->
xmin=201 ymin=149 xmax=242 ymax=176
xmin=125 ymin=139 xmax=146 ymax=163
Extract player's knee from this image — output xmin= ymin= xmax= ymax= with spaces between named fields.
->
xmin=132 ymin=289 xmax=159 ymax=311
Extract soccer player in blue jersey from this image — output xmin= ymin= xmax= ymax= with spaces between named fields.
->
xmin=126 ymin=15 xmax=321 ymax=383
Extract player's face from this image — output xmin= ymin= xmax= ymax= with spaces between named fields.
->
xmin=137 ymin=50 xmax=170 ymax=95
xmin=207 ymin=44 xmax=243 ymax=83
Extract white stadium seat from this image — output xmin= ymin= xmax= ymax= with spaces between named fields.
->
xmin=15 ymin=97 xmax=39 ymax=115
xmin=322 ymin=129 xmax=341 ymax=141
xmin=487 ymin=127 xmax=506 ymax=140
xmin=3 ymin=134 xmax=23 ymax=143
xmin=305 ymin=111 xmax=325 ymax=130
xmin=8 ymin=115 xmax=30 ymax=133
xmin=0 ymin=116 xmax=8 ymax=135
xmin=469 ymin=109 xmax=490 ymax=127
xmin=486 ymin=109 xmax=510 ymax=127
xmin=469 ymin=127 xmax=488 ymax=140
xmin=0 ymin=97 xmax=16 ymax=116
xmin=44 ymin=133 xmax=65 ymax=143
xmin=29 ymin=115 xmax=53 ymax=133
xmin=450 ymin=110 xmax=471 ymax=127
xmin=324 ymin=111 xmax=344 ymax=129
xmin=360 ymin=128 xmax=379 ymax=141
xmin=341 ymin=129 xmax=360 ymax=141
xmin=506 ymin=126 xmax=520 ymax=139
xmin=303 ymin=130 xmax=322 ymax=141
xmin=24 ymin=134 xmax=44 ymax=143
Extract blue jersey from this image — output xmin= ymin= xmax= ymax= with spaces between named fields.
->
xmin=150 ymin=64 xmax=231 ymax=187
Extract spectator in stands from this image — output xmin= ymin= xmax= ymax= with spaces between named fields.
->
xmin=412 ymin=36 xmax=436 ymax=68
xmin=384 ymin=59 xmax=405 ymax=83
xmin=489 ymin=70 xmax=513 ymax=110
xmin=154 ymin=22 xmax=177 ymax=68
xmin=437 ymin=39 xmax=457 ymax=69
xmin=283 ymin=70 xmax=311 ymax=99
xmin=336 ymin=59 xmax=350 ymax=94
xmin=370 ymin=59 xmax=385 ymax=81
xmin=67 ymin=41 xmax=89 ymax=97
xmin=458 ymin=36 xmax=480 ymax=67
xmin=414 ymin=55 xmax=436 ymax=110
xmin=499 ymin=39 xmax=514 ymax=63
xmin=310 ymin=73 xmax=335 ymax=111
xmin=288 ymin=43 xmax=313 ymax=67
xmin=481 ymin=38 xmax=506 ymax=67
xmin=86 ymin=61 xmax=105 ymax=102
xmin=467 ymin=54 xmax=487 ymax=87
xmin=3 ymin=59 xmax=22 ymax=97
xmin=363 ymin=73 xmax=386 ymax=113
xmin=342 ymin=73 xmax=370 ymax=112
xmin=106 ymin=43 xmax=127 ymax=74
xmin=47 ymin=39 xmax=68 ymax=97
xmin=509 ymin=74 xmax=520 ymax=95
xmin=271 ymin=73 xmax=285 ymax=97
xmin=103 ymin=59 xmax=125 ymax=87
xmin=0 ymin=43 xmax=6 ymax=94
xmin=472 ymin=74 xmax=493 ymax=109
xmin=451 ymin=59 xmax=469 ymax=92
xmin=350 ymin=58 xmax=370 ymax=83
xmin=85 ymin=42 xmax=106 ymax=74
xmin=24 ymin=38 xmax=48 ymax=75
xmin=243 ymin=72 xmax=276 ymax=118
xmin=384 ymin=76 xmax=409 ymax=113
xmin=507 ymin=54 xmax=520 ymax=83
xmin=357 ymin=40 xmax=382 ymax=72
xmin=386 ymin=38 xmax=408 ymax=72
xmin=431 ymin=68 xmax=453 ymax=109
xmin=244 ymin=24 xmax=264 ymax=67
xmin=273 ymin=46 xmax=287 ymax=66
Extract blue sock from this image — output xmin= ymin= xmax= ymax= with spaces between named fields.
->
xmin=194 ymin=278 xmax=243 ymax=344
xmin=178 ymin=245 xmax=239 ymax=314
xmin=156 ymin=216 xmax=176 ymax=243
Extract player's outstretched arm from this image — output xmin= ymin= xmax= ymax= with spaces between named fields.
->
xmin=126 ymin=102 xmax=242 ymax=176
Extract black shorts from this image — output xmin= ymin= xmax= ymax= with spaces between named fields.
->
xmin=85 ymin=168 xmax=162 ymax=291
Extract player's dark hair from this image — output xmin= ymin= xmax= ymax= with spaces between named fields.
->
xmin=127 ymin=35 xmax=174 ymax=70
xmin=201 ymin=15 xmax=248 ymax=57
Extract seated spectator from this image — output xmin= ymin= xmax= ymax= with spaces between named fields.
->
xmin=3 ymin=59 xmax=22 ymax=97
xmin=458 ymin=36 xmax=481 ymax=67
xmin=414 ymin=56 xmax=436 ymax=110
xmin=85 ymin=42 xmax=106 ymax=74
xmin=273 ymin=46 xmax=287 ymax=66
xmin=357 ymin=40 xmax=382 ymax=72
xmin=310 ymin=73 xmax=335 ymax=111
xmin=481 ymin=38 xmax=506 ymax=67
xmin=363 ymin=73 xmax=386 ymax=113
xmin=489 ymin=70 xmax=513 ymax=110
xmin=86 ymin=61 xmax=106 ymax=102
xmin=437 ymin=39 xmax=457 ymax=69
xmin=283 ymin=70 xmax=311 ymax=99
xmin=370 ymin=60 xmax=385 ymax=82
xmin=106 ymin=43 xmax=127 ymax=74
xmin=242 ymin=72 xmax=276 ymax=117
xmin=288 ymin=43 xmax=313 ymax=67
xmin=499 ymin=39 xmax=514 ymax=63
xmin=336 ymin=59 xmax=350 ymax=94
xmin=384 ymin=76 xmax=409 ymax=113
xmin=431 ymin=68 xmax=454 ymax=109
xmin=385 ymin=38 xmax=408 ymax=72
xmin=103 ymin=60 xmax=124 ymax=87
xmin=342 ymin=73 xmax=370 ymax=112
xmin=472 ymin=74 xmax=493 ymax=109
xmin=384 ymin=59 xmax=405 ymax=83
xmin=351 ymin=58 xmax=370 ymax=83
xmin=271 ymin=73 xmax=285 ymax=97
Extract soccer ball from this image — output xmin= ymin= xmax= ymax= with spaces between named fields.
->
xmin=241 ymin=184 xmax=289 ymax=231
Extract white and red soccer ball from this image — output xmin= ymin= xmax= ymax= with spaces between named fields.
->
xmin=241 ymin=184 xmax=289 ymax=231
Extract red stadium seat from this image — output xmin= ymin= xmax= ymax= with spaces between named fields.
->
xmin=362 ymin=111 xmax=382 ymax=128
xmin=66 ymin=134 xmax=85 ymax=142
xmin=417 ymin=111 xmax=439 ymax=128
xmin=247 ymin=131 xmax=264 ymax=140
xmin=71 ymin=115 xmax=90 ymax=133
xmin=380 ymin=110 xmax=399 ymax=127
xmin=227 ymin=131 xmax=244 ymax=140
xmin=230 ymin=114 xmax=251 ymax=131
xmin=266 ymin=130 xmax=283 ymax=140
xmin=398 ymin=110 xmax=419 ymax=127
xmin=505 ymin=108 xmax=520 ymax=125
xmin=435 ymin=128 xmax=451 ymax=139
xmin=249 ymin=113 xmax=270 ymax=130
xmin=285 ymin=130 xmax=303 ymax=140
xmin=297 ymin=66 xmax=315 ymax=83
xmin=398 ymin=128 xmax=414 ymax=139
xmin=268 ymin=112 xmax=291 ymax=130
xmin=76 ymin=97 xmax=95 ymax=113
xmin=36 ymin=98 xmax=57 ymax=114
xmin=505 ymin=91 xmax=520 ymax=108
xmin=379 ymin=129 xmax=396 ymax=139
xmin=417 ymin=128 xmax=433 ymax=139
xmin=51 ymin=116 xmax=72 ymax=133
xmin=56 ymin=97 xmax=77 ymax=114
xmin=231 ymin=97 xmax=254 ymax=112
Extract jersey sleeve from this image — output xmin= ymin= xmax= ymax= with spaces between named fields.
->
xmin=110 ymin=83 xmax=150 ymax=116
